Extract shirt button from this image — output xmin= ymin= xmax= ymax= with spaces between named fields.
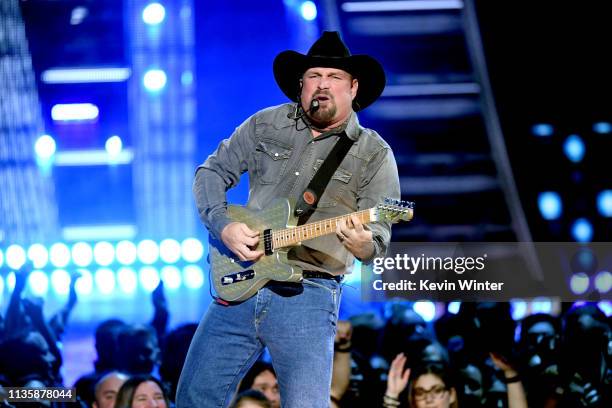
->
xmin=274 ymin=153 xmax=279 ymax=157
xmin=295 ymin=172 xmax=300 ymax=176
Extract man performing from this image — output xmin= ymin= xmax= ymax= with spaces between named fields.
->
xmin=176 ymin=31 xmax=401 ymax=407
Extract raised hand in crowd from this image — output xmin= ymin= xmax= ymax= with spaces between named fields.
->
xmin=490 ymin=352 xmax=528 ymax=408
xmin=384 ymin=353 xmax=411 ymax=406
xmin=151 ymin=281 xmax=169 ymax=341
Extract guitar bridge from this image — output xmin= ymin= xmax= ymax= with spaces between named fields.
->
xmin=221 ymin=270 xmax=255 ymax=285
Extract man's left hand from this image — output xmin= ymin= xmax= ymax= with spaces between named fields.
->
xmin=336 ymin=214 xmax=375 ymax=260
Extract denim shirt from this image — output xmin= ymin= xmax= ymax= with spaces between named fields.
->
xmin=193 ymin=103 xmax=401 ymax=275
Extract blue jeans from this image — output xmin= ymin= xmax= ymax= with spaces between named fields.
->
xmin=176 ymin=278 xmax=341 ymax=408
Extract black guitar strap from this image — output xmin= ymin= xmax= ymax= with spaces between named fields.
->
xmin=294 ymin=131 xmax=353 ymax=222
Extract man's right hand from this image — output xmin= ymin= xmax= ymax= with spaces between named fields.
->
xmin=221 ymin=222 xmax=264 ymax=261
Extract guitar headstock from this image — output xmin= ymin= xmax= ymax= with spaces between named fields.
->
xmin=375 ymin=198 xmax=414 ymax=223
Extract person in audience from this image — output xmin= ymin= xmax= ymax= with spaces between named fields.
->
xmin=114 ymin=375 xmax=170 ymax=408
xmin=93 ymin=371 xmax=129 ymax=408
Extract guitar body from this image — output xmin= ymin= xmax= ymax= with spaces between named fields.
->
xmin=209 ymin=198 xmax=304 ymax=302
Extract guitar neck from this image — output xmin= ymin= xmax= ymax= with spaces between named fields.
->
xmin=272 ymin=209 xmax=373 ymax=249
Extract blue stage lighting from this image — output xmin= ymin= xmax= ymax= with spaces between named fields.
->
xmin=0 ymin=249 xmax=3 ymax=268
xmin=75 ymin=269 xmax=93 ymax=295
xmin=142 ymin=2 xmax=166 ymax=25
xmin=511 ymin=301 xmax=527 ymax=321
xmin=50 ymin=243 xmax=71 ymax=268
xmin=531 ymin=123 xmax=554 ymax=137
xmin=571 ymin=218 xmax=593 ymax=242
xmin=414 ymin=301 xmax=436 ymax=322
xmin=538 ymin=191 xmax=562 ymax=220
xmin=139 ymin=266 xmax=160 ymax=292
xmin=447 ymin=301 xmax=461 ymax=314
xmin=27 ymin=244 xmax=49 ymax=269
xmin=593 ymin=121 xmax=612 ymax=134
xmin=183 ymin=265 xmax=204 ymax=289
xmin=160 ymin=239 xmax=181 ymax=264
xmin=597 ymin=190 xmax=612 ymax=217
xmin=34 ymin=135 xmax=56 ymax=160
xmin=6 ymin=272 xmax=16 ymax=292
xmin=181 ymin=71 xmax=193 ymax=86
xmin=531 ymin=298 xmax=552 ymax=314
xmin=137 ymin=240 xmax=159 ymax=265
xmin=105 ymin=135 xmax=123 ymax=157
xmin=72 ymin=242 xmax=93 ymax=267
xmin=300 ymin=1 xmax=318 ymax=20
xmin=161 ymin=266 xmax=181 ymax=289
xmin=594 ymin=270 xmax=611 ymax=294
xmin=93 ymin=242 xmax=115 ymax=266
xmin=0 ymin=275 xmax=4 ymax=296
xmin=6 ymin=245 xmax=26 ymax=270
xmin=118 ymin=267 xmax=138 ymax=294
xmin=95 ymin=268 xmax=116 ymax=295
xmin=116 ymin=241 xmax=138 ymax=265
xmin=51 ymin=269 xmax=71 ymax=295
xmin=598 ymin=301 xmax=612 ymax=316
xmin=51 ymin=103 xmax=99 ymax=122
xmin=563 ymin=134 xmax=585 ymax=163
xmin=28 ymin=270 xmax=49 ymax=296
xmin=569 ymin=272 xmax=589 ymax=295
xmin=143 ymin=69 xmax=167 ymax=92
xmin=181 ymin=238 xmax=204 ymax=263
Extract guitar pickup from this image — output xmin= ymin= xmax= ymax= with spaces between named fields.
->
xmin=221 ymin=270 xmax=255 ymax=285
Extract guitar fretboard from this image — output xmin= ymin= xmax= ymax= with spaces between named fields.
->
xmin=272 ymin=209 xmax=372 ymax=249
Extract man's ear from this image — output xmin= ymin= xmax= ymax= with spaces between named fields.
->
xmin=351 ymin=78 xmax=358 ymax=99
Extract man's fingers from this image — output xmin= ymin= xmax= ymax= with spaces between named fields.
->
xmin=351 ymin=215 xmax=364 ymax=232
xmin=241 ymin=224 xmax=260 ymax=237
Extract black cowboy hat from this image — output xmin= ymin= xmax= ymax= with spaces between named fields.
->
xmin=273 ymin=31 xmax=386 ymax=111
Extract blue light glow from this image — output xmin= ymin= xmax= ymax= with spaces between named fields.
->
xmin=75 ymin=269 xmax=93 ymax=295
xmin=531 ymin=298 xmax=552 ymax=314
xmin=598 ymin=301 xmax=612 ymax=316
xmin=105 ymin=135 xmax=123 ymax=157
xmin=161 ymin=266 xmax=181 ymax=289
xmin=139 ymin=266 xmax=160 ymax=292
xmin=50 ymin=243 xmax=71 ymax=268
xmin=27 ymin=244 xmax=49 ymax=269
xmin=571 ymin=218 xmax=593 ymax=242
xmin=6 ymin=245 xmax=26 ymax=270
xmin=414 ymin=301 xmax=436 ymax=322
xmin=142 ymin=3 xmax=166 ymax=25
xmin=593 ymin=121 xmax=612 ymax=134
xmin=447 ymin=301 xmax=461 ymax=314
xmin=41 ymin=67 xmax=132 ymax=84
xmin=531 ymin=123 xmax=554 ymax=137
xmin=51 ymin=103 xmax=99 ymax=121
xmin=143 ymin=69 xmax=167 ymax=92
xmin=538 ymin=191 xmax=562 ymax=220
xmin=597 ymin=190 xmax=612 ymax=217
xmin=28 ymin=270 xmax=49 ymax=296
xmin=300 ymin=1 xmax=318 ymax=20
xmin=511 ymin=300 xmax=527 ymax=321
xmin=118 ymin=267 xmax=138 ymax=294
xmin=160 ymin=239 xmax=181 ymax=264
xmin=95 ymin=268 xmax=116 ymax=295
xmin=93 ymin=242 xmax=115 ymax=266
xmin=6 ymin=272 xmax=15 ymax=292
xmin=183 ymin=265 xmax=204 ymax=289
xmin=563 ymin=134 xmax=585 ymax=163
xmin=0 ymin=275 xmax=4 ymax=296
xmin=51 ymin=269 xmax=71 ymax=295
xmin=116 ymin=241 xmax=138 ymax=265
xmin=0 ymin=249 xmax=3 ymax=268
xmin=35 ymin=135 xmax=57 ymax=160
xmin=72 ymin=242 xmax=93 ymax=267
xmin=137 ymin=240 xmax=159 ymax=265
xmin=181 ymin=238 xmax=204 ymax=263
xmin=594 ymin=270 xmax=611 ymax=294
xmin=569 ymin=272 xmax=589 ymax=295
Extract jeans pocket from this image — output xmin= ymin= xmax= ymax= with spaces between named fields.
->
xmin=303 ymin=278 xmax=341 ymax=319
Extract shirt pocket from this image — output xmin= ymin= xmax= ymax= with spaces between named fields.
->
xmin=312 ymin=159 xmax=353 ymax=207
xmin=254 ymin=139 xmax=293 ymax=185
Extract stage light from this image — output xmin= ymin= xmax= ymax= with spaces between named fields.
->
xmin=594 ymin=270 xmax=611 ymax=294
xmin=597 ymin=190 xmax=612 ymax=217
xmin=181 ymin=238 xmax=204 ymax=263
xmin=142 ymin=2 xmax=166 ymax=25
xmin=51 ymin=269 xmax=71 ymax=295
xmin=593 ymin=121 xmax=611 ymax=134
xmin=538 ymin=191 xmax=562 ymax=220
xmin=0 ymin=249 xmax=3 ymax=268
xmin=6 ymin=245 xmax=26 ymax=270
xmin=181 ymin=71 xmax=193 ymax=86
xmin=531 ymin=123 xmax=554 ymax=137
xmin=42 ymin=68 xmax=132 ymax=84
xmin=117 ymin=267 xmax=138 ymax=294
xmin=27 ymin=244 xmax=49 ymax=269
xmin=28 ymin=270 xmax=49 ymax=296
xmin=143 ymin=69 xmax=167 ymax=92
xmin=137 ymin=240 xmax=159 ymax=264
xmin=563 ymin=134 xmax=585 ymax=163
xmin=447 ymin=301 xmax=461 ymax=314
xmin=598 ymin=301 xmax=612 ymax=316
xmin=0 ymin=275 xmax=4 ymax=296
xmin=50 ymin=243 xmax=71 ymax=268
xmin=511 ymin=300 xmax=527 ymax=320
xmin=159 ymin=239 xmax=181 ymax=264
xmin=35 ymin=135 xmax=56 ymax=160
xmin=300 ymin=1 xmax=318 ymax=20
xmin=183 ymin=265 xmax=204 ymax=289
xmin=93 ymin=242 xmax=115 ymax=266
xmin=116 ymin=241 xmax=138 ymax=265
xmin=569 ymin=272 xmax=589 ymax=295
xmin=139 ymin=266 xmax=160 ymax=292
xmin=6 ymin=272 xmax=15 ymax=292
xmin=414 ymin=301 xmax=436 ymax=322
xmin=95 ymin=268 xmax=116 ymax=295
xmin=342 ymin=0 xmax=463 ymax=12
xmin=161 ymin=266 xmax=181 ymax=289
xmin=75 ymin=269 xmax=93 ymax=295
xmin=72 ymin=242 xmax=93 ymax=267
xmin=70 ymin=6 xmax=88 ymax=25
xmin=571 ymin=218 xmax=593 ymax=242
xmin=51 ymin=103 xmax=99 ymax=122
xmin=531 ymin=298 xmax=552 ymax=314
xmin=105 ymin=135 xmax=123 ymax=157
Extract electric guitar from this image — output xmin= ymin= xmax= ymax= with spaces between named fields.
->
xmin=209 ymin=198 xmax=414 ymax=301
